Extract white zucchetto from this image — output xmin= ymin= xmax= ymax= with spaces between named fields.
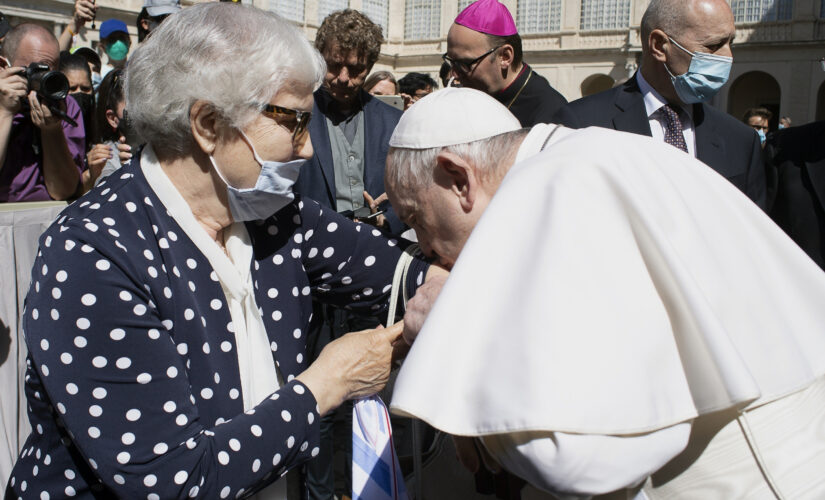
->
xmin=388 ymin=87 xmax=522 ymax=149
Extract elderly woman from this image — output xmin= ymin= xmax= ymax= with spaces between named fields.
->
xmin=6 ymin=4 xmax=439 ymax=498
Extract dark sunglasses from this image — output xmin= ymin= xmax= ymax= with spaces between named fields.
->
xmin=442 ymin=45 xmax=502 ymax=75
xmin=260 ymin=104 xmax=312 ymax=143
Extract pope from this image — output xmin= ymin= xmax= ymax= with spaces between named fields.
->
xmin=388 ymin=88 xmax=825 ymax=499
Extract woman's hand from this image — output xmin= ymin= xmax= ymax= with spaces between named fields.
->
xmin=86 ymin=143 xmax=112 ymax=180
xmin=116 ymin=136 xmax=132 ymax=165
xmin=297 ymin=321 xmax=403 ymax=416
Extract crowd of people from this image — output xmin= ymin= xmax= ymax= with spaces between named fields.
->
xmin=1 ymin=0 xmax=825 ymax=498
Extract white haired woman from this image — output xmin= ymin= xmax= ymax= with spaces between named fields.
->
xmin=6 ymin=4 xmax=442 ymax=498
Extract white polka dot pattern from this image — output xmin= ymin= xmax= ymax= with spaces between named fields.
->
xmin=8 ymin=162 xmax=429 ymax=498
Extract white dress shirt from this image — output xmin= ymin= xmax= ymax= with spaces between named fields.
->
xmin=142 ymin=146 xmax=287 ymax=500
xmin=636 ymin=72 xmax=696 ymax=158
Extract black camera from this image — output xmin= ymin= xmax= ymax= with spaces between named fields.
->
xmin=24 ymin=63 xmax=69 ymax=103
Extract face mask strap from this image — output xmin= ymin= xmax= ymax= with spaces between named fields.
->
xmin=238 ymin=130 xmax=266 ymax=166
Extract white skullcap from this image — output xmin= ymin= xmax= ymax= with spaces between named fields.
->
xmin=389 ymin=87 xmax=522 ymax=149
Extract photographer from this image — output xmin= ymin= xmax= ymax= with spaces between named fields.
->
xmin=0 ymin=24 xmax=85 ymax=201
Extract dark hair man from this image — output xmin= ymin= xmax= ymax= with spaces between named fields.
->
xmin=556 ymin=0 xmax=768 ymax=210
xmin=0 ymin=24 xmax=85 ymax=201
xmin=292 ymin=9 xmax=405 ymax=499
xmin=743 ymin=106 xmax=772 ymax=146
xmin=398 ymin=72 xmax=437 ymax=109
xmin=443 ymin=0 xmax=568 ymax=126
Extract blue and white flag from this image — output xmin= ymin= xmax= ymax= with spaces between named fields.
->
xmin=352 ymin=395 xmax=408 ymax=500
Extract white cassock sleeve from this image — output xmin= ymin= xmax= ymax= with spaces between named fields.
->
xmin=480 ymin=422 xmax=691 ymax=497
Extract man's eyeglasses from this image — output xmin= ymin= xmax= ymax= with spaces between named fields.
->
xmin=442 ymin=45 xmax=502 ymax=75
xmin=260 ymin=104 xmax=312 ymax=143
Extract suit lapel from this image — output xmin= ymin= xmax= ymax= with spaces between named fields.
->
xmin=310 ymin=93 xmax=336 ymax=203
xmin=613 ymin=78 xmax=653 ymax=137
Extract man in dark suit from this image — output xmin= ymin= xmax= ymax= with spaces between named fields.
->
xmin=293 ymin=9 xmax=403 ymax=499
xmin=766 ymin=121 xmax=825 ymax=270
xmin=554 ymin=0 xmax=767 ymax=210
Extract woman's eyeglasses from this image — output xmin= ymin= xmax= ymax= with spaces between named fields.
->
xmin=260 ymin=104 xmax=312 ymax=143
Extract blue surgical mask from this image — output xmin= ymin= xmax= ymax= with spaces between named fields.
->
xmin=757 ymin=128 xmax=766 ymax=144
xmin=92 ymin=72 xmax=102 ymax=90
xmin=664 ymin=37 xmax=732 ymax=104
xmin=778 ymin=124 xmax=786 ymax=130
xmin=210 ymin=131 xmax=306 ymax=222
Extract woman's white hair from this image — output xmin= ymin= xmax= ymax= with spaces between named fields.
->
xmin=386 ymin=129 xmax=529 ymax=191
xmin=125 ymin=3 xmax=325 ymax=155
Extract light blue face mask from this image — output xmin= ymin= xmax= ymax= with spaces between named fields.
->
xmin=210 ymin=131 xmax=306 ymax=222
xmin=92 ymin=72 xmax=102 ymax=90
xmin=757 ymin=128 xmax=766 ymax=144
xmin=664 ymin=37 xmax=732 ymax=104
xmin=778 ymin=124 xmax=786 ymax=130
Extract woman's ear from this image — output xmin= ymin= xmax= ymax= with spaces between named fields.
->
xmin=435 ymin=151 xmax=478 ymax=213
xmin=105 ymin=108 xmax=119 ymax=131
xmin=190 ymin=100 xmax=220 ymax=155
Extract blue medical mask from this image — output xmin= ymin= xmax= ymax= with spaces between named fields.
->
xmin=210 ymin=131 xmax=306 ymax=222
xmin=757 ymin=128 xmax=766 ymax=144
xmin=778 ymin=124 xmax=786 ymax=130
xmin=92 ymin=72 xmax=102 ymax=90
xmin=664 ymin=37 xmax=732 ymax=104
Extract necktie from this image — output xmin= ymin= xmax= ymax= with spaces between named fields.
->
xmin=660 ymin=104 xmax=688 ymax=153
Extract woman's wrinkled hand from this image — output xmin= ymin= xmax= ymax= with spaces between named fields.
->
xmin=297 ymin=321 xmax=403 ymax=416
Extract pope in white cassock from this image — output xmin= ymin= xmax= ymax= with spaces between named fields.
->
xmin=385 ymin=88 xmax=825 ymax=499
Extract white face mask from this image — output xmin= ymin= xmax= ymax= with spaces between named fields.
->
xmin=210 ymin=131 xmax=306 ymax=222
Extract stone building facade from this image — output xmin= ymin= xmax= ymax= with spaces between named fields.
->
xmin=7 ymin=0 xmax=825 ymax=126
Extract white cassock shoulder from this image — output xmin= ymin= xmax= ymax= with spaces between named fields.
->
xmin=391 ymin=125 xmax=825 ymax=494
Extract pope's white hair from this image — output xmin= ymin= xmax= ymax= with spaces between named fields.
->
xmin=125 ymin=2 xmax=325 ymax=155
xmin=386 ymin=129 xmax=529 ymax=191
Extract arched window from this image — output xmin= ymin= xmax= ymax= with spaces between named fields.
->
xmin=727 ymin=71 xmax=781 ymax=130
xmin=405 ymin=0 xmax=442 ymax=40
xmin=580 ymin=0 xmax=630 ymax=31
xmin=518 ymin=0 xmax=562 ymax=33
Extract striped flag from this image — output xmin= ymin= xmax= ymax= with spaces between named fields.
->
xmin=352 ymin=395 xmax=408 ymax=500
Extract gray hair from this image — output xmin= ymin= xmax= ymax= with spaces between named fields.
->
xmin=386 ymin=129 xmax=529 ymax=191
xmin=126 ymin=3 xmax=326 ymax=155
xmin=640 ymin=0 xmax=687 ymax=50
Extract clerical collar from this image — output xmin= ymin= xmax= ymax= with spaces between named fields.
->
xmin=495 ymin=63 xmax=531 ymax=110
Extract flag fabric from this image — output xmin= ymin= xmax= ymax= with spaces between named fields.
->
xmin=352 ymin=395 xmax=408 ymax=500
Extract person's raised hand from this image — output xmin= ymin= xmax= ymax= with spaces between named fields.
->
xmin=0 ymin=67 xmax=27 ymax=116
xmin=73 ymin=0 xmax=97 ymax=27
xmin=86 ymin=143 xmax=112 ymax=182
xmin=116 ymin=136 xmax=132 ymax=165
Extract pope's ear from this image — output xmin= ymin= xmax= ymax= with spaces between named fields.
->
xmin=435 ymin=151 xmax=476 ymax=212
xmin=190 ymin=100 xmax=220 ymax=155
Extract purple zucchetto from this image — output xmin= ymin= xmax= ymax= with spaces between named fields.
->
xmin=454 ymin=0 xmax=518 ymax=37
